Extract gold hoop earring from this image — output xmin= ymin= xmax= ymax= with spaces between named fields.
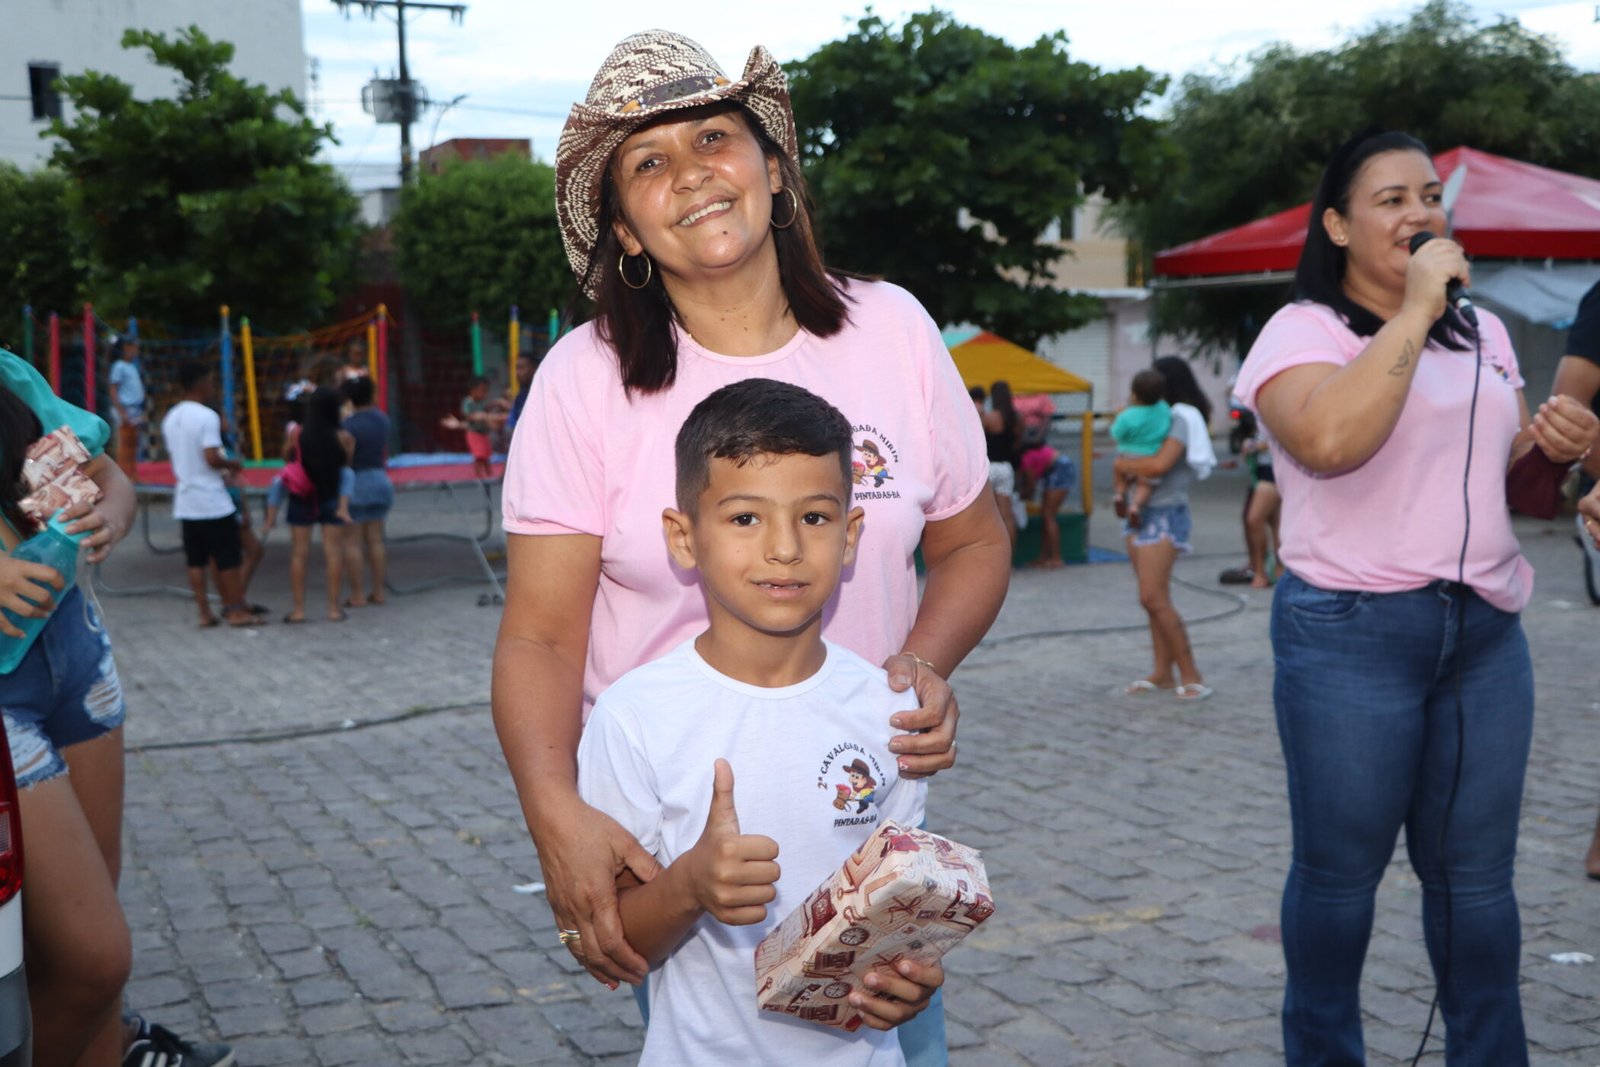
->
xmin=770 ymin=187 xmax=799 ymax=230
xmin=618 ymin=251 xmax=653 ymax=290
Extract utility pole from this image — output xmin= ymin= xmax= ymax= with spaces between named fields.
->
xmin=334 ymin=0 xmax=466 ymax=185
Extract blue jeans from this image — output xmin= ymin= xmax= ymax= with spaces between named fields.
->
xmin=1 ymin=587 xmax=126 ymax=787
xmin=1272 ymin=573 xmax=1532 ymax=1067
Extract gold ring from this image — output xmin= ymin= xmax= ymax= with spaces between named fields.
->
xmin=557 ymin=928 xmax=581 ymax=946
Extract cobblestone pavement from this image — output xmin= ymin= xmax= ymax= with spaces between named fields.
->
xmin=93 ymin=460 xmax=1600 ymax=1065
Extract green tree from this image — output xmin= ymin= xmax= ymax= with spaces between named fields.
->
xmin=1126 ymin=0 xmax=1600 ymax=356
xmin=787 ymin=10 xmax=1169 ymax=348
xmin=0 ymin=164 xmax=84 ymax=348
xmin=48 ymin=27 xmax=361 ymax=331
xmin=391 ymin=154 xmax=568 ymax=340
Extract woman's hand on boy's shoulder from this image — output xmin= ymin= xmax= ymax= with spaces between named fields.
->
xmin=885 ymin=654 xmax=958 ymax=779
xmin=850 ymin=958 xmax=945 ymax=1031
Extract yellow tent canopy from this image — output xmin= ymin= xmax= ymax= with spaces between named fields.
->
xmin=946 ymin=331 xmax=1091 ymax=395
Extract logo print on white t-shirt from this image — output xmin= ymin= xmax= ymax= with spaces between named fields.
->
xmin=817 ymin=742 xmax=887 ymax=829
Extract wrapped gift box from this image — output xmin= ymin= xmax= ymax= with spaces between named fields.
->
xmin=20 ymin=426 xmax=102 ymax=524
xmin=754 ymin=821 xmax=993 ymax=1032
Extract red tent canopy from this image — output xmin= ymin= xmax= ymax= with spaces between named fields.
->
xmin=1152 ymin=147 xmax=1600 ymax=280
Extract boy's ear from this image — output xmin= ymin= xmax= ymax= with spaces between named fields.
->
xmin=841 ymin=505 xmax=865 ymax=568
xmin=662 ymin=507 xmax=698 ymax=570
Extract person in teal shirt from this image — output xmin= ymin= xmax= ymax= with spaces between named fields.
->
xmin=0 ymin=350 xmax=234 ymax=1067
xmin=1110 ymin=368 xmax=1174 ymax=527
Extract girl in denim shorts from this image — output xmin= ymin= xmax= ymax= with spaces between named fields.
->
xmin=0 ymin=353 xmax=226 ymax=1066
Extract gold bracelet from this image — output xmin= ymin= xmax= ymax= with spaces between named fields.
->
xmin=902 ymin=652 xmax=937 ymax=675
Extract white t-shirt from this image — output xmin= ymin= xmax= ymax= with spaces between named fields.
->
xmin=161 ymin=400 xmax=235 ymax=520
xmin=578 ymin=639 xmax=925 ymax=1067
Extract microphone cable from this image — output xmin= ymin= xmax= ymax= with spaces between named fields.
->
xmin=1409 ymin=316 xmax=1483 ymax=1066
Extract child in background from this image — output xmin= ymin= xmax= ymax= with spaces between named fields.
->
xmin=460 ymin=376 xmax=496 ymax=478
xmin=1110 ymin=368 xmax=1172 ymax=528
xmin=280 ymin=387 xmax=354 ymax=624
xmin=576 ymin=379 xmax=943 ymax=1066
xmin=160 ymin=363 xmax=259 ymax=628
xmin=107 ymin=337 xmax=146 ymax=482
xmin=263 ymin=387 xmax=353 ymax=537
xmin=1019 ymin=443 xmax=1076 ymax=569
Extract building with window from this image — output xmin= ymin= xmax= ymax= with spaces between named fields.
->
xmin=4 ymin=0 xmax=305 ymax=169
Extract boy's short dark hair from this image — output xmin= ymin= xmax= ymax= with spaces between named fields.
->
xmin=1131 ymin=369 xmax=1167 ymax=406
xmin=675 ymin=379 xmax=853 ymax=515
xmin=341 ymin=375 xmax=375 ymax=407
xmin=469 ymin=375 xmax=490 ymax=389
xmin=178 ymin=361 xmax=212 ymax=391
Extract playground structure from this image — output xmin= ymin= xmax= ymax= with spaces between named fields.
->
xmin=14 ymin=302 xmax=558 ymax=464
xmin=14 ymin=300 xmax=557 ymax=601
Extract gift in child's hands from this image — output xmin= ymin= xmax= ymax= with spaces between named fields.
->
xmin=754 ymin=821 xmax=993 ymax=1032
xmin=20 ymin=426 xmax=103 ymax=524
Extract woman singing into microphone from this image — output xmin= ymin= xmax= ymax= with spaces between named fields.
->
xmin=1234 ymin=130 xmax=1596 ymax=1066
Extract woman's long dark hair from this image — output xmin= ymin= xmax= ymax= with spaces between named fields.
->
xmin=0 ymin=383 xmax=43 ymax=538
xmin=1152 ymin=356 xmax=1213 ymax=426
xmin=298 ymin=388 xmax=345 ymax=500
xmin=579 ymin=104 xmax=858 ymax=396
xmin=1293 ymin=129 xmax=1471 ymax=351
xmin=990 ymin=380 xmax=1019 ymax=442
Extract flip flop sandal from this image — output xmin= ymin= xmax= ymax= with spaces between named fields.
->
xmin=1124 ymin=679 xmax=1162 ymax=695
xmin=1219 ymin=568 xmax=1255 ymax=585
xmin=1175 ymin=683 xmax=1214 ymax=702
xmin=282 ymin=614 xmax=306 ymax=625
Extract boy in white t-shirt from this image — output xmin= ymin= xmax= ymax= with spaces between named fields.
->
xmin=576 ymin=380 xmax=944 ymax=1067
xmin=159 ymin=362 xmax=257 ymax=628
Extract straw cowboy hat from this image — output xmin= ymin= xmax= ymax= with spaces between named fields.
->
xmin=554 ymin=30 xmax=800 ymax=297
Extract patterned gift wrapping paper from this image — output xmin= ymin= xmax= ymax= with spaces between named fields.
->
xmin=21 ymin=426 xmax=101 ymax=524
xmin=755 ymin=821 xmax=994 ymax=1032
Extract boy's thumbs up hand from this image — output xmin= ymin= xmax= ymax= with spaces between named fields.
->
xmin=685 ymin=759 xmax=780 ymax=925
xmin=705 ymin=756 xmax=743 ymax=835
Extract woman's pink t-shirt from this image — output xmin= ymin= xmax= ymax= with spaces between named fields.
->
xmin=503 ymin=280 xmax=990 ymax=716
xmin=1234 ymin=302 xmax=1532 ymax=612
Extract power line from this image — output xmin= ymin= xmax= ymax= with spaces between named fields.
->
xmin=322 ymin=98 xmax=565 ymax=119
xmin=331 ymin=0 xmax=467 ymax=185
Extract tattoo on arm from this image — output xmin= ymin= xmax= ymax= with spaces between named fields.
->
xmin=1387 ymin=338 xmax=1415 ymax=377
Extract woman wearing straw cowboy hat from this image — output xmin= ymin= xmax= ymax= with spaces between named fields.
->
xmin=492 ymin=29 xmax=1010 ymax=1063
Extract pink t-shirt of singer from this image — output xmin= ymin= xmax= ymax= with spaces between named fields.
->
xmin=502 ymin=279 xmax=990 ymax=717
xmin=1234 ymin=301 xmax=1532 ymax=612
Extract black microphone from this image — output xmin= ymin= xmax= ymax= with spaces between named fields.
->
xmin=1408 ymin=231 xmax=1477 ymax=326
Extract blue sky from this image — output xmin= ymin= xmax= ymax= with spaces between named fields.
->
xmin=300 ymin=0 xmax=1600 ymax=190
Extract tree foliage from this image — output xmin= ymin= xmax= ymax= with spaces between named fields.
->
xmin=48 ymin=27 xmax=362 ymax=331
xmin=391 ymin=154 xmax=568 ymax=340
xmin=1125 ymin=0 xmax=1600 ymax=356
xmin=0 ymin=164 xmax=83 ymax=346
xmin=787 ymin=10 xmax=1169 ymax=348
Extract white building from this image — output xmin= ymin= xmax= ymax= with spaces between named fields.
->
xmin=1028 ymin=194 xmax=1233 ymax=422
xmin=5 ymin=0 xmax=305 ymax=170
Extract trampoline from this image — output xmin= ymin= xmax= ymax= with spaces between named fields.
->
xmin=107 ymin=455 xmax=507 ymax=602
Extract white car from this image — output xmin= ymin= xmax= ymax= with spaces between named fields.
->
xmin=0 ymin=717 xmax=29 ymax=1066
